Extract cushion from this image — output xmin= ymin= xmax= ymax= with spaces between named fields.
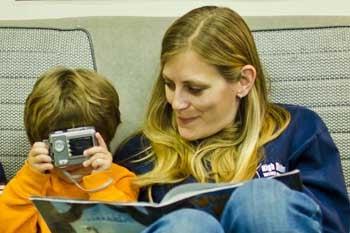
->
xmin=253 ymin=26 xmax=350 ymax=196
xmin=0 ymin=27 xmax=96 ymax=180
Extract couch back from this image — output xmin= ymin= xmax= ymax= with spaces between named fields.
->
xmin=0 ymin=27 xmax=96 ymax=179
xmin=0 ymin=16 xmax=348 ymax=197
xmin=253 ymin=26 xmax=350 ymax=196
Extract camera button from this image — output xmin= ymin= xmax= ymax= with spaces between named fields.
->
xmin=54 ymin=140 xmax=65 ymax=152
xmin=58 ymin=160 xmax=68 ymax=165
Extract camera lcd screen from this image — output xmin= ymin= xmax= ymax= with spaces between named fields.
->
xmin=69 ymin=136 xmax=94 ymax=156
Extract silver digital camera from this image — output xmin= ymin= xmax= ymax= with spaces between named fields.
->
xmin=47 ymin=126 xmax=96 ymax=168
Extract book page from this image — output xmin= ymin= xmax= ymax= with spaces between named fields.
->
xmin=160 ymin=169 xmax=301 ymax=205
xmin=29 ymin=169 xmax=302 ymax=233
xmin=161 ymin=181 xmax=244 ymax=205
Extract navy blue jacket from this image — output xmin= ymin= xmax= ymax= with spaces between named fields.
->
xmin=0 ymin=162 xmax=6 ymax=184
xmin=114 ymin=104 xmax=350 ymax=233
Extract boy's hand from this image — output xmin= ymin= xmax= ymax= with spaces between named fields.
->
xmin=27 ymin=142 xmax=54 ymax=174
xmin=82 ymin=133 xmax=112 ymax=173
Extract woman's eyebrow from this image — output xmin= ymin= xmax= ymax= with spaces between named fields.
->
xmin=161 ymin=73 xmax=172 ymax=80
xmin=183 ymin=80 xmax=209 ymax=87
xmin=162 ymin=73 xmax=210 ymax=87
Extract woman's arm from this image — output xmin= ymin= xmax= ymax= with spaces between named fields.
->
xmin=293 ymin=127 xmax=350 ymax=233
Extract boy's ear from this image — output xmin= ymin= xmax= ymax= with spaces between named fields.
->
xmin=237 ymin=65 xmax=256 ymax=98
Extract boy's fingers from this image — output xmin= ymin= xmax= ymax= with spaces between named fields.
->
xmin=91 ymin=159 xmax=101 ymax=169
xmin=83 ymin=156 xmax=101 ymax=167
xmin=33 ymin=141 xmax=48 ymax=149
xmin=34 ymin=154 xmax=52 ymax=163
xmin=36 ymin=163 xmax=54 ymax=172
xmin=28 ymin=153 xmax=51 ymax=166
xmin=84 ymin=146 xmax=110 ymax=158
xmin=30 ymin=160 xmax=54 ymax=173
xmin=30 ymin=148 xmax=49 ymax=157
xmin=83 ymin=160 xmax=91 ymax=167
xmin=83 ymin=153 xmax=111 ymax=171
xmin=91 ymin=158 xmax=109 ymax=172
xmin=95 ymin=132 xmax=107 ymax=149
xmin=83 ymin=132 xmax=108 ymax=156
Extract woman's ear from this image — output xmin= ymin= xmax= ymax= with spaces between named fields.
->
xmin=237 ymin=65 xmax=256 ymax=98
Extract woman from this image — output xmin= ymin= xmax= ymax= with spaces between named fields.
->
xmin=115 ymin=6 xmax=350 ymax=233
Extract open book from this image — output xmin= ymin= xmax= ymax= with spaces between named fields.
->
xmin=31 ymin=169 xmax=302 ymax=233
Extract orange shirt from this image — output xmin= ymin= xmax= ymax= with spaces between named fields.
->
xmin=0 ymin=162 xmax=138 ymax=233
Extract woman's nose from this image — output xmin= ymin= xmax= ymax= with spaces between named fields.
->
xmin=171 ymin=91 xmax=190 ymax=110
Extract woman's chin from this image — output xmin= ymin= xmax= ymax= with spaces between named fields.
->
xmin=179 ymin=130 xmax=199 ymax=141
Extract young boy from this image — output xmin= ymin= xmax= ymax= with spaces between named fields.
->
xmin=0 ymin=67 xmax=138 ymax=233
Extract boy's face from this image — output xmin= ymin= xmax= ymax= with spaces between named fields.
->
xmin=54 ymin=164 xmax=92 ymax=183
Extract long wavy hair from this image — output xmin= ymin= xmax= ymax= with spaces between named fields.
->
xmin=24 ymin=66 xmax=121 ymax=146
xmin=135 ymin=6 xmax=290 ymax=193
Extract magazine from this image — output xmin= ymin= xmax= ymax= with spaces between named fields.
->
xmin=31 ymin=169 xmax=302 ymax=233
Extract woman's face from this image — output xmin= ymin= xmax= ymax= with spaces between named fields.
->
xmin=163 ymin=50 xmax=241 ymax=141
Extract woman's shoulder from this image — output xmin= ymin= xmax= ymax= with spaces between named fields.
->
xmin=265 ymin=104 xmax=330 ymax=155
xmin=280 ymin=104 xmax=327 ymax=133
xmin=114 ymin=132 xmax=150 ymax=160
xmin=263 ymin=104 xmax=334 ymax=167
xmin=282 ymin=103 xmax=320 ymax=118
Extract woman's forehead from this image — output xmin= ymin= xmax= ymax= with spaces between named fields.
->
xmin=163 ymin=51 xmax=221 ymax=82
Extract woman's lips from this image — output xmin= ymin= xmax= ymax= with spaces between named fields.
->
xmin=177 ymin=116 xmax=198 ymax=125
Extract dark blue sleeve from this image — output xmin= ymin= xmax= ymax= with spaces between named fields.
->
xmin=113 ymin=134 xmax=159 ymax=202
xmin=113 ymin=134 xmax=153 ymax=175
xmin=0 ymin=162 xmax=6 ymax=184
xmin=288 ymin=111 xmax=350 ymax=233
xmin=114 ymin=134 xmax=191 ymax=203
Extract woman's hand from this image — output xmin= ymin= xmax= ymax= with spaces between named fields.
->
xmin=82 ymin=132 xmax=112 ymax=173
xmin=27 ymin=142 xmax=54 ymax=174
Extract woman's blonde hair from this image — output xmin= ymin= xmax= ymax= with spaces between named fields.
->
xmin=24 ymin=66 xmax=121 ymax=145
xmin=135 ymin=6 xmax=290 ymax=191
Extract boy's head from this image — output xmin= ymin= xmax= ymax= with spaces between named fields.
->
xmin=24 ymin=66 xmax=121 ymax=146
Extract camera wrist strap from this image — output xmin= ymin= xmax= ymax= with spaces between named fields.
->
xmin=62 ymin=170 xmax=113 ymax=193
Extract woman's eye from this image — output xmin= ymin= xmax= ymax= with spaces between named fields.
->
xmin=164 ymin=81 xmax=175 ymax=90
xmin=187 ymin=86 xmax=203 ymax=94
